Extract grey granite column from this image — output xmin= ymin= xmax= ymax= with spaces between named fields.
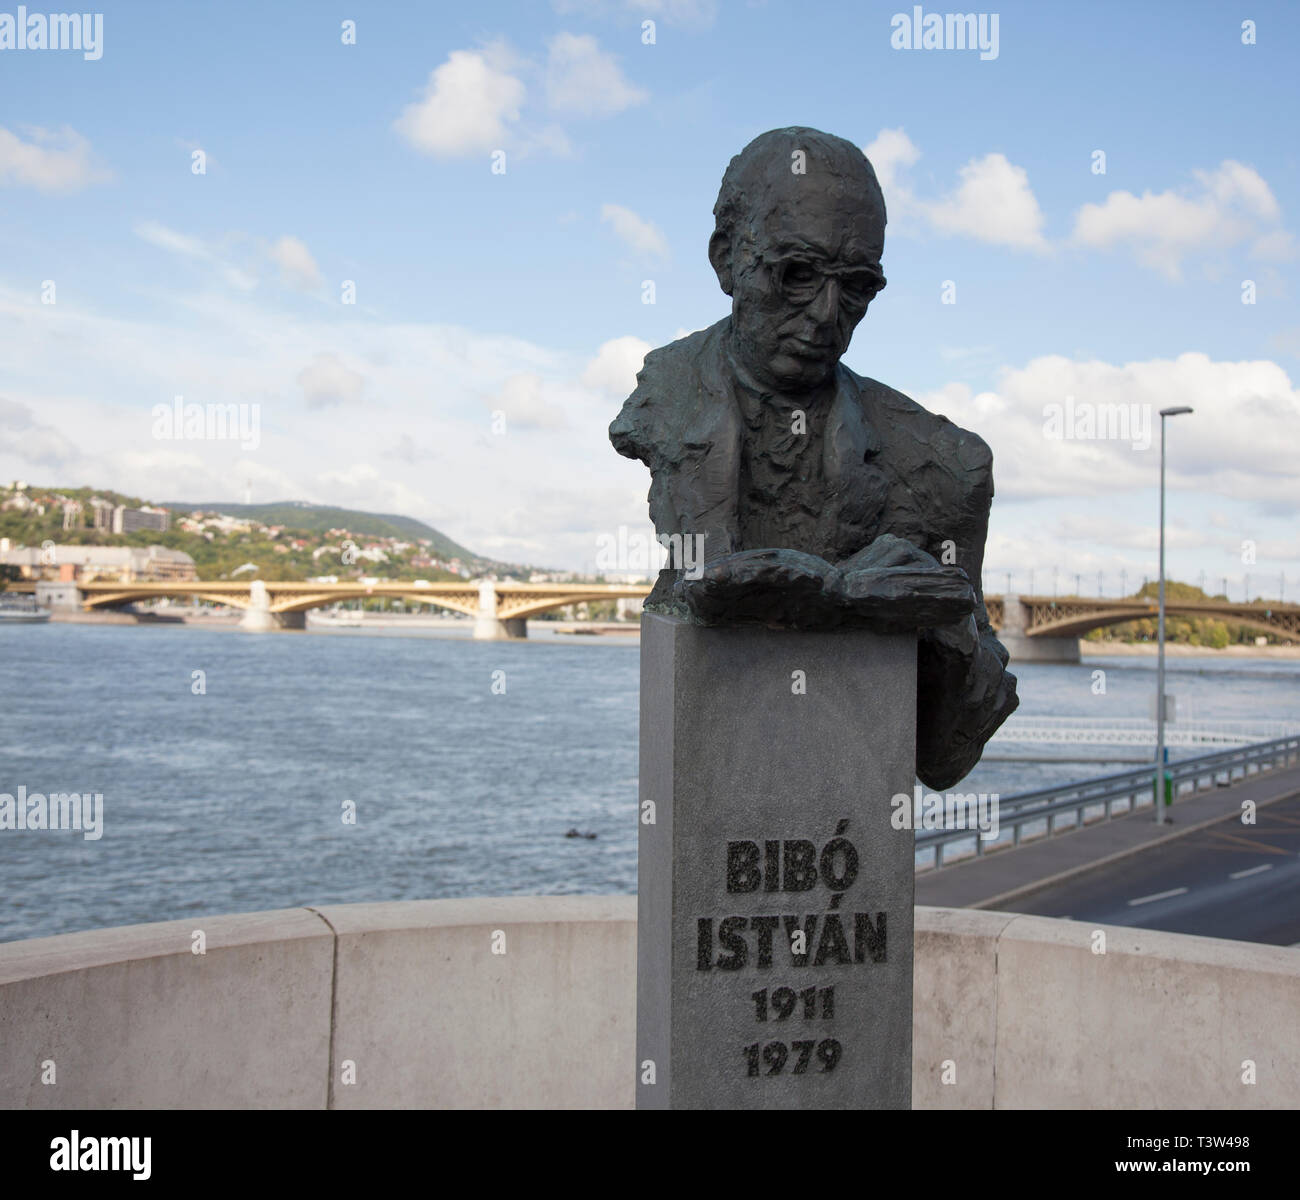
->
xmin=636 ymin=612 xmax=917 ymax=1109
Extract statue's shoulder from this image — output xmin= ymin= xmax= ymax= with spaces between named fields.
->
xmin=844 ymin=367 xmax=994 ymax=487
xmin=609 ymin=320 xmax=729 ymax=465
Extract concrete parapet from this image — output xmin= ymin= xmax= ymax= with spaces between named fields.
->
xmin=0 ymin=908 xmax=332 ymax=1108
xmin=0 ymin=899 xmax=1296 ymax=1108
xmin=318 ymin=896 xmax=633 ymax=1108
xmin=991 ymin=914 xmax=1300 ymax=1108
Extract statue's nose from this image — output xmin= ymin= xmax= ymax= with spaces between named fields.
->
xmin=805 ymin=276 xmax=840 ymax=326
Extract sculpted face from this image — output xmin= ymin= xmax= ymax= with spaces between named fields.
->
xmin=721 ymin=165 xmax=885 ymax=394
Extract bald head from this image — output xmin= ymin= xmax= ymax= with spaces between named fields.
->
xmin=713 ymin=127 xmax=887 ymax=282
xmin=709 ymin=127 xmax=888 ymax=393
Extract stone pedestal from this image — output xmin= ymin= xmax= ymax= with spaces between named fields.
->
xmin=636 ymin=612 xmax=917 ymax=1109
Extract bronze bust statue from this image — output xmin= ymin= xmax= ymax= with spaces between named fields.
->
xmin=609 ymin=126 xmax=1018 ymax=788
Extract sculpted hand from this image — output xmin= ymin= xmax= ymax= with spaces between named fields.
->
xmin=680 ymin=548 xmax=841 ymax=627
xmin=834 ymin=533 xmax=976 ymax=633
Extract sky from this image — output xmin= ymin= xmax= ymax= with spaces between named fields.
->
xmin=0 ymin=0 xmax=1297 ymax=598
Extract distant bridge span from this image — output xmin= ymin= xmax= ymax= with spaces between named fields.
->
xmin=988 ymin=594 xmax=1299 ymax=660
xmin=19 ymin=580 xmax=1300 ymax=648
xmin=66 ymin=578 xmax=653 ymax=638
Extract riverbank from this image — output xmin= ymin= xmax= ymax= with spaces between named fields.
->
xmin=1081 ymin=640 xmax=1300 ymax=659
xmin=32 ymin=610 xmax=1300 ymax=656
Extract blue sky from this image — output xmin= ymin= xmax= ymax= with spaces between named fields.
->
xmin=1 ymin=0 xmax=1297 ymax=596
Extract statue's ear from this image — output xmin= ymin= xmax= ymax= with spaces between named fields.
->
xmin=708 ymin=230 xmax=733 ymax=296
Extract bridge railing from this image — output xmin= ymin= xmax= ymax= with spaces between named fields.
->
xmin=992 ymin=716 xmax=1300 ymax=747
xmin=916 ymin=734 xmax=1300 ymax=870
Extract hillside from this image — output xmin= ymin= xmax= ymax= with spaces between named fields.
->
xmin=0 ymin=485 xmax=539 ymax=582
xmin=161 ymin=500 xmax=477 ymax=563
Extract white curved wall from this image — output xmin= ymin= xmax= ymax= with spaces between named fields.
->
xmin=0 ymin=898 xmax=1295 ymax=1108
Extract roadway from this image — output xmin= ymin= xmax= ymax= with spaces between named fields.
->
xmin=1008 ymin=793 xmax=1300 ymax=946
xmin=914 ymin=759 xmax=1300 ymax=947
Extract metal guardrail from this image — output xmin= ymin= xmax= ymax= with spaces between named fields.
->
xmin=916 ymin=734 xmax=1300 ymax=870
xmin=993 ymin=717 xmax=1300 ymax=747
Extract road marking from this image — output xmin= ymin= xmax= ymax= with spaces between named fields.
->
xmin=1229 ymin=864 xmax=1273 ymax=880
xmin=1127 ymin=887 xmax=1189 ymax=907
xmin=1206 ymin=830 xmax=1292 ymax=856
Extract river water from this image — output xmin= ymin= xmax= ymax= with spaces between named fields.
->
xmin=2 ymin=622 xmax=1297 ymax=943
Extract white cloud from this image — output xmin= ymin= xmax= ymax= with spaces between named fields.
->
xmin=600 ymin=203 xmax=667 ymax=258
xmin=0 ymin=125 xmax=108 ymax=192
xmin=134 ymin=221 xmax=207 ymax=259
xmin=133 ymin=221 xmax=258 ymax=291
xmin=581 ymin=336 xmax=651 ymax=398
xmin=863 ymin=127 xmax=920 ymax=221
xmin=915 ymin=352 xmax=1300 ymax=511
xmin=1071 ymin=160 xmax=1291 ymax=279
xmin=0 ymin=281 xmax=657 ymax=567
xmin=1249 ymin=229 xmax=1297 ymax=262
xmin=2 ymin=272 xmax=1296 ymax=579
xmin=489 ymin=372 xmax=568 ymax=430
xmin=546 ymin=33 xmax=647 ymax=117
xmin=268 ymin=236 xmax=323 ymax=291
xmin=0 ymin=396 xmax=79 ymax=465
xmin=1196 ymin=160 xmax=1279 ymax=220
xmin=313 ymin=461 xmax=432 ymax=518
xmin=859 ymin=129 xmax=1045 ymax=250
xmin=298 ymin=353 xmax=365 ymax=409
xmin=924 ymin=153 xmax=1049 ymax=252
xmin=395 ymin=44 xmax=526 ymax=158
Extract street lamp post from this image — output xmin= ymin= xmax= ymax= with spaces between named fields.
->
xmin=1155 ymin=405 xmax=1193 ymax=824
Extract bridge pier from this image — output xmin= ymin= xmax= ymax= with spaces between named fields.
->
xmin=472 ymin=581 xmax=527 ymax=639
xmin=998 ymin=593 xmax=1081 ymax=664
xmin=238 ymin=581 xmax=305 ymax=632
xmin=473 ymin=616 xmax=527 ymax=639
xmin=34 ymin=580 xmax=83 ymax=612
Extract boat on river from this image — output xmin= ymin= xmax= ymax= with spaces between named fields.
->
xmin=0 ymin=595 xmax=51 ymax=623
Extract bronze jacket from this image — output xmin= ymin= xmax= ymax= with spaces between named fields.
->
xmin=610 ymin=317 xmax=1019 ymax=788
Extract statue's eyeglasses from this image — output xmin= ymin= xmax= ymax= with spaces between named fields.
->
xmin=762 ymin=254 xmax=885 ymax=312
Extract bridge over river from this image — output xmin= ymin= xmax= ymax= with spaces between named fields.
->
xmin=20 ymin=579 xmax=1300 ymax=652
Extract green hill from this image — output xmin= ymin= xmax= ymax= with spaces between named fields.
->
xmin=162 ymin=500 xmax=477 ymax=562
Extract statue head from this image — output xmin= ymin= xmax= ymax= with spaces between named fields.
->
xmin=709 ymin=127 xmax=887 ymax=394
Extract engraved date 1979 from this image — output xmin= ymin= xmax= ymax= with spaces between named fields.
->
xmin=743 ymin=1039 xmax=842 ymax=1076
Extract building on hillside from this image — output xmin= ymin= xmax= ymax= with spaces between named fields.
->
xmin=62 ymin=500 xmax=84 ymax=530
xmin=88 ymin=497 xmax=115 ymax=531
xmin=112 ymin=505 xmax=170 ymax=534
xmin=1 ymin=492 xmax=43 ymax=515
xmin=0 ymin=544 xmax=197 ymax=582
